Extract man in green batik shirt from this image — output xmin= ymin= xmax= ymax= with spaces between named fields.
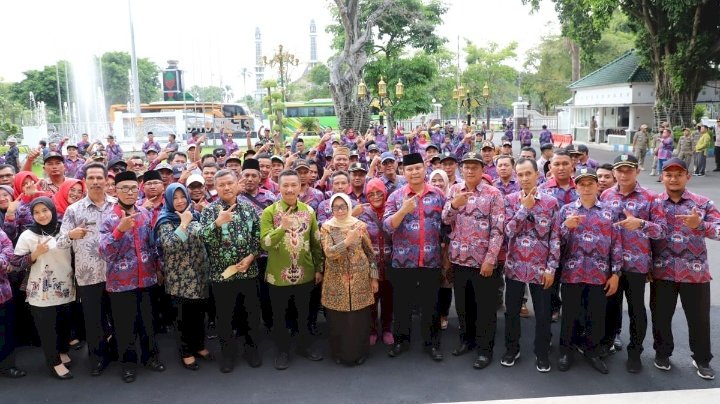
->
xmin=199 ymin=169 xmax=261 ymax=374
xmin=261 ymin=169 xmax=324 ymax=370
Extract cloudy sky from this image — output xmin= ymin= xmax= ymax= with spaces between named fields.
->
xmin=1 ymin=0 xmax=559 ymax=98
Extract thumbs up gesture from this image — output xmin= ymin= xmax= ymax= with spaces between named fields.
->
xmin=615 ymin=208 xmax=644 ymax=231
xmin=677 ymin=207 xmax=702 ymax=229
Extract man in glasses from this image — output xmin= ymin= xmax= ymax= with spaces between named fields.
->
xmin=99 ymin=171 xmax=165 ymax=383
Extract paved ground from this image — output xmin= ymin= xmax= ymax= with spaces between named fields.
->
xmin=1 ymin=144 xmax=719 ymax=403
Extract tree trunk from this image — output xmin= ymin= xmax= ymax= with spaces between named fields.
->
xmin=566 ymin=38 xmax=581 ymax=81
xmin=329 ymin=0 xmax=394 ymax=134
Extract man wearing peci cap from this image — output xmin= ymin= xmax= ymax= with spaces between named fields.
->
xmin=557 ymin=168 xmax=621 ymax=375
xmin=600 ymin=154 xmax=666 ymax=373
xmin=650 ymin=157 xmax=719 ymax=380
xmin=442 ymin=151 xmax=504 ymax=369
xmin=99 ymin=171 xmax=165 ymax=382
xmin=385 ymin=153 xmax=448 ymax=361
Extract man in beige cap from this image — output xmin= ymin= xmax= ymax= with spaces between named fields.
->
xmin=632 ymin=124 xmax=651 ymax=170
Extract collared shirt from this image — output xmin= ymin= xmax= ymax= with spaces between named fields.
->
xmin=651 ymin=190 xmax=720 ymax=283
xmin=538 ymin=177 xmax=578 ymax=208
xmin=374 ymin=134 xmax=389 ymax=152
xmin=223 ymin=138 xmax=239 ymax=155
xmin=261 ymin=177 xmax=279 ymax=195
xmin=519 ymin=128 xmax=533 ymax=145
xmin=504 ymin=190 xmax=561 ymax=283
xmin=430 ymin=131 xmax=444 ymax=146
xmin=384 ymin=183 xmax=445 ymax=268
xmin=380 ymin=174 xmax=406 ymax=199
xmin=57 ymin=195 xmax=116 ymax=286
xmin=299 ymin=186 xmax=325 ymax=212
xmin=199 ymin=198 xmax=261 ymax=282
xmin=442 ymin=182 xmax=504 ymax=269
xmin=0 ymin=230 xmax=14 ymax=305
xmin=238 ymin=189 xmax=277 ymax=259
xmin=38 ymin=179 xmax=62 ymax=195
xmin=559 ymin=199 xmax=622 ymax=285
xmin=77 ymin=140 xmax=90 ymax=156
xmin=260 ymin=199 xmax=323 ymax=286
xmin=4 ymin=146 xmax=19 ymax=172
xmin=142 ymin=140 xmax=161 ymax=153
xmin=348 ymin=190 xmax=368 ymax=204
xmin=358 ymin=205 xmax=392 ymax=280
xmin=539 ymin=130 xmax=552 ymax=144
xmin=106 ymin=143 xmax=123 ymax=161
xmin=600 ymin=183 xmax=666 ymax=274
xmin=492 ymin=177 xmax=520 ymax=196
xmin=165 ymin=140 xmax=179 ymax=152
xmin=657 ymin=136 xmax=674 ymax=159
xmin=576 ymin=158 xmax=600 ymax=171
xmin=64 ymin=157 xmax=85 ymax=179
xmin=99 ymin=205 xmax=158 ymax=293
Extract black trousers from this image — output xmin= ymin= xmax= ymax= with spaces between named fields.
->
xmin=437 ymin=287 xmax=452 ymax=317
xmin=269 ymin=282 xmax=314 ymax=353
xmin=454 ymin=265 xmax=499 ymax=355
xmin=559 ymin=283 xmax=606 ymax=357
xmin=650 ymin=280 xmax=712 ymax=364
xmin=30 ymin=304 xmax=71 ymax=367
xmin=109 ymin=288 xmax=157 ymax=370
xmin=0 ymin=300 xmax=17 ymax=369
xmin=77 ymin=282 xmax=113 ymax=367
xmin=604 ymin=272 xmax=647 ymax=356
xmin=389 ymin=267 xmax=442 ymax=348
xmin=213 ymin=278 xmax=260 ymax=359
xmin=256 ymin=257 xmax=273 ymax=328
xmin=504 ymin=278 xmax=552 ymax=359
xmin=172 ymin=297 xmax=206 ymax=358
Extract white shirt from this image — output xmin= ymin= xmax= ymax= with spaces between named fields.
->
xmin=15 ymin=230 xmax=74 ymax=307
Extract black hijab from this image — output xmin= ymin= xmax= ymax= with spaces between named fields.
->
xmin=27 ymin=197 xmax=60 ymax=237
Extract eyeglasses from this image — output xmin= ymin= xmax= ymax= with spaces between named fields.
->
xmin=368 ymin=191 xmax=384 ymax=199
xmin=117 ymin=186 xmax=139 ymax=194
xmin=144 ymin=181 xmax=163 ymax=186
xmin=331 ymin=204 xmax=348 ymax=212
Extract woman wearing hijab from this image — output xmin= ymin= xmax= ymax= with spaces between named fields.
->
xmin=320 ymin=193 xmax=378 ymax=365
xmin=358 ymin=178 xmax=394 ymax=346
xmin=0 ymin=226 xmax=25 ymax=378
xmin=0 ymin=185 xmax=19 ymax=242
xmin=154 ymin=183 xmax=210 ymax=370
xmin=11 ymin=197 xmax=75 ymax=379
xmin=53 ymin=179 xmax=86 ymax=220
xmin=430 ymin=169 xmax=453 ymax=330
xmin=10 ymin=172 xmax=52 ymax=237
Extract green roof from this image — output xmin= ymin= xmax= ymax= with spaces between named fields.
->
xmin=568 ymin=50 xmax=652 ymax=89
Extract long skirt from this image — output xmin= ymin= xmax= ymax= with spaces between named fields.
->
xmin=327 ymin=306 xmax=371 ymax=365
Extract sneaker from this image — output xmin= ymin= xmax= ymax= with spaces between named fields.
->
xmin=519 ymin=303 xmax=530 ymax=318
xmin=382 ymin=331 xmax=394 ymax=345
xmin=500 ymin=351 xmax=520 ymax=367
xmin=369 ymin=334 xmax=378 ymax=346
xmin=693 ymin=360 xmax=715 ymax=380
xmin=613 ymin=335 xmax=623 ymax=351
xmin=440 ymin=316 xmax=448 ymax=330
xmin=536 ymin=357 xmax=551 ymax=372
xmin=654 ymin=355 xmax=672 ymax=371
xmin=207 ymin=322 xmax=217 ymax=340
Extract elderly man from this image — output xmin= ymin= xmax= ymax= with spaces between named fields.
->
xmin=386 ymin=153 xmax=447 ymax=361
xmin=260 ymin=169 xmax=324 ymax=370
xmin=442 ymin=151 xmax=504 ymax=369
xmin=3 ymin=137 xmax=19 ymax=172
xmin=99 ymin=171 xmax=164 ymax=383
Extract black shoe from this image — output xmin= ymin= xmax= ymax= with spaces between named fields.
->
xmin=0 ymin=367 xmax=27 ymax=378
xmin=424 ymin=346 xmax=443 ymax=362
xmin=654 ymin=355 xmax=672 ymax=371
xmin=558 ymin=354 xmax=572 ymax=372
xmin=626 ymin=356 xmax=642 ymax=373
xmin=145 ymin=358 xmax=166 ymax=372
xmin=220 ymin=355 xmax=234 ymax=373
xmin=388 ymin=342 xmax=408 ymax=358
xmin=70 ymin=340 xmax=85 ymax=351
xmin=194 ymin=351 xmax=215 ymax=361
xmin=274 ymin=352 xmax=289 ymax=370
xmin=536 ymin=357 xmax=551 ymax=373
xmin=244 ymin=346 xmax=262 ymax=368
xmin=181 ymin=357 xmax=200 ymax=371
xmin=588 ymin=357 xmax=609 ymax=374
xmin=473 ymin=354 xmax=492 ymax=369
xmin=355 ymin=356 xmax=367 ymax=366
xmin=121 ymin=368 xmax=136 ymax=383
xmin=90 ymin=359 xmax=107 ymax=377
xmin=693 ymin=360 xmax=715 ymax=380
xmin=51 ymin=365 xmax=73 ymax=380
xmin=452 ymin=342 xmax=473 ymax=356
xmin=207 ymin=322 xmax=217 ymax=340
xmin=309 ymin=322 xmax=321 ymax=336
xmin=500 ymin=351 xmax=520 ymax=367
xmin=296 ymin=348 xmax=323 ymax=362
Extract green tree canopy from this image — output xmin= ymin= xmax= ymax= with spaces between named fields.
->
xmin=101 ymin=51 xmax=160 ymax=105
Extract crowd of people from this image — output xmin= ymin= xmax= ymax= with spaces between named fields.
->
xmin=0 ymin=122 xmax=717 ymax=386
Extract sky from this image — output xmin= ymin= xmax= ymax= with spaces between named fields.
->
xmin=0 ymin=0 xmax=560 ymax=99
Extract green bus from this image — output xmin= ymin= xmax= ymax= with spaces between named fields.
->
xmin=284 ymin=98 xmax=379 ymax=133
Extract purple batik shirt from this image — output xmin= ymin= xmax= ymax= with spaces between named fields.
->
xmin=299 ymin=186 xmax=326 ymax=212
xmin=0 ymin=229 xmax=15 ymax=304
xmin=519 ymin=128 xmax=533 ymax=146
xmin=504 ymin=190 xmax=561 ymax=284
xmin=600 ymin=183 xmax=666 ymax=274
xmin=538 ymin=178 xmax=579 ymax=208
xmin=651 ymin=190 xmax=720 ymax=283
xmin=106 ymin=143 xmax=123 ymax=161
xmin=539 ymin=130 xmax=553 ymax=145
xmin=358 ymin=205 xmax=392 ymax=280
xmin=493 ymin=177 xmax=521 ymax=196
xmin=559 ymin=200 xmax=622 ymax=285
xmin=384 ymin=184 xmax=445 ymax=269
xmin=442 ymin=182 xmax=504 ymax=269
xmin=142 ymin=140 xmax=161 ymax=153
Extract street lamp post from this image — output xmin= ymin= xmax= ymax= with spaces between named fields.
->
xmin=263 ymin=44 xmax=299 ymax=102
xmin=482 ymin=82 xmax=491 ymax=131
xmin=358 ymin=76 xmax=404 ymax=127
xmin=453 ymin=84 xmax=480 ymax=127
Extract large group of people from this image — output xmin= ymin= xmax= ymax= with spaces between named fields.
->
xmin=0 ymin=122 xmax=717 ymax=386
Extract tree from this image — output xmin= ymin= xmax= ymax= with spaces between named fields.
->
xmin=524 ymin=0 xmax=720 ymax=126
xmin=461 ymin=41 xmax=519 ymax=122
xmin=10 ymin=62 xmax=69 ymax=112
xmin=0 ymin=79 xmax=29 ymax=125
xmin=286 ymin=64 xmax=332 ymax=101
xmin=188 ymin=85 xmax=226 ymax=102
xmin=327 ymin=0 xmax=394 ymax=133
xmin=100 ymin=51 xmax=161 ymax=105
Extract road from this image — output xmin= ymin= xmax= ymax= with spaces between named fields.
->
xmin=1 ymin=143 xmax=718 ymax=403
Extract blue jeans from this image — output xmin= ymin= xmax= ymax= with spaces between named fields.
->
xmin=657 ymin=158 xmax=667 ymax=173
